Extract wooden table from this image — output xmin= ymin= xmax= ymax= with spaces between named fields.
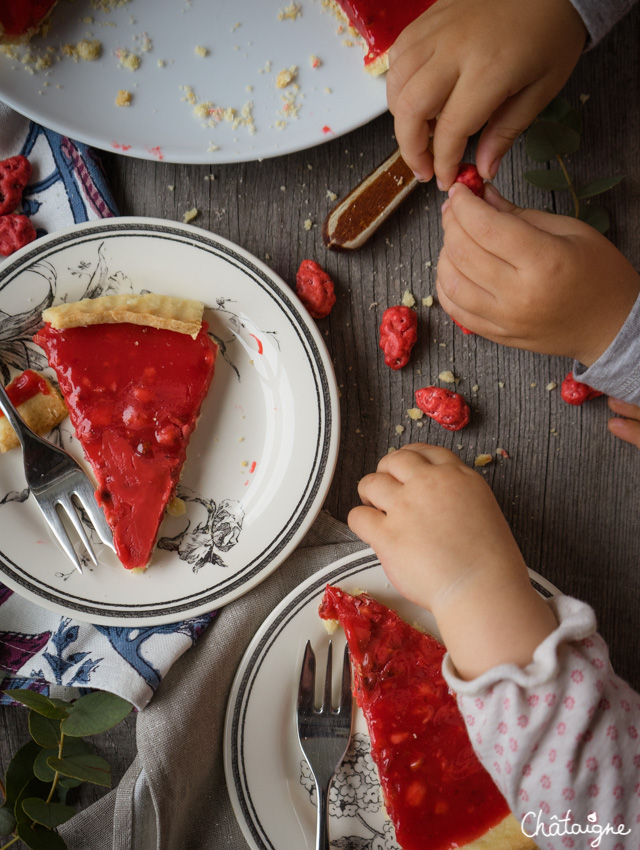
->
xmin=2 ymin=4 xmax=640 ymax=828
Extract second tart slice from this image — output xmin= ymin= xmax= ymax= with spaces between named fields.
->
xmin=34 ymin=292 xmax=217 ymax=571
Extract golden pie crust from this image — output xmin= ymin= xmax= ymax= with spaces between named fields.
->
xmin=42 ymin=293 xmax=205 ymax=339
xmin=461 ymin=813 xmax=535 ymax=849
xmin=322 ymin=0 xmax=389 ymax=75
xmin=0 ymin=372 xmax=67 ymax=453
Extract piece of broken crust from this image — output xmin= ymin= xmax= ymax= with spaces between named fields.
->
xmin=42 ymin=293 xmax=205 ymax=339
xmin=0 ymin=371 xmax=67 ymax=453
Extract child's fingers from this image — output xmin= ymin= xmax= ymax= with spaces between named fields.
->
xmin=608 ymin=415 xmax=640 ymax=449
xmin=475 ymin=79 xmax=556 ymax=180
xmin=347 ymin=504 xmax=386 ymax=544
xmin=447 ymin=183 xmax=550 ymax=268
xmin=432 ymin=81 xmax=507 ymax=189
xmin=357 ymin=471 xmax=404 ymax=511
xmin=442 ymin=206 xmax=513 ymax=291
xmin=436 ymin=247 xmax=498 ymax=322
xmin=608 ymin=396 xmax=640 ymax=419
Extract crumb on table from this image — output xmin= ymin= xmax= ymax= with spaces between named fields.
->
xmin=115 ymin=89 xmax=132 ymax=106
xmin=276 ymin=66 xmax=297 ymax=88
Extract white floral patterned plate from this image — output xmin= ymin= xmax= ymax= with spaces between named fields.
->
xmin=223 ymin=550 xmax=561 ymax=850
xmin=0 ymin=217 xmax=339 ymax=625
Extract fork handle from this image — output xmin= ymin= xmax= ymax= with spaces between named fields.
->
xmin=315 ymin=779 xmax=331 ymax=850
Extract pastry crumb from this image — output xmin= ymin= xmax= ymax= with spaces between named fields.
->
xmin=278 ymin=2 xmax=302 ymax=20
xmin=422 ymin=295 xmax=434 ymax=307
xmin=276 ymin=65 xmax=297 ymax=88
xmin=395 ymin=425 xmax=405 ymax=435
xmin=438 ymin=370 xmax=458 ymax=384
xmin=194 ymin=45 xmax=209 ymax=57
xmin=183 ymin=208 xmax=199 ymax=223
xmin=303 ymin=218 xmax=313 ymax=231
xmin=407 ymin=408 xmax=423 ymax=421
xmin=115 ymin=89 xmax=132 ymax=106
xmin=401 ymin=290 xmax=415 ymax=308
xmin=167 ymin=497 xmax=186 ymax=517
xmin=546 ymin=381 xmax=557 ymax=391
xmin=310 ymin=54 xmax=322 ymax=68
xmin=474 ymin=453 xmax=493 ymax=467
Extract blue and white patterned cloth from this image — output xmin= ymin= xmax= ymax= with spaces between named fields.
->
xmin=0 ymin=103 xmax=215 ymax=710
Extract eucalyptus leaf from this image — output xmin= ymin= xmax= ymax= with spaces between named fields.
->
xmin=575 ymin=176 xmax=623 ymax=199
xmin=14 ymin=778 xmax=51 ymax=826
xmin=538 ymin=96 xmax=582 ymax=133
xmin=61 ymin=692 xmax=132 ymax=738
xmin=0 ymin=803 xmax=16 ymax=836
xmin=2 ymin=739 xmax=41 ymax=812
xmin=21 ymin=798 xmax=76 ymax=829
xmin=34 ymin=738 xmax=91 ymax=784
xmin=526 ymin=121 xmax=581 ymax=162
xmin=578 ymin=205 xmax=610 ymax=233
xmin=29 ymin=712 xmax=61 ymax=750
xmin=3 ymin=691 xmax=68 ymax=720
xmin=16 ymin=821 xmax=67 ymax=850
xmin=47 ymin=754 xmax=111 ymax=788
xmin=524 ymin=169 xmax=571 ymax=191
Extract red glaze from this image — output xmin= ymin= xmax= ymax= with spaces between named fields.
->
xmin=34 ymin=321 xmax=216 ymax=569
xmin=379 ymin=305 xmax=418 ymax=370
xmin=336 ymin=0 xmax=438 ymax=66
xmin=0 ymin=0 xmax=56 ymax=36
xmin=0 ymin=369 xmax=50 ymax=417
xmin=0 ymin=214 xmax=37 ymax=257
xmin=0 ymin=155 xmax=32 ymax=216
xmin=560 ymin=372 xmax=603 ymax=406
xmin=319 ymin=586 xmax=509 ymax=850
xmin=451 ymin=316 xmax=474 ymax=335
xmin=415 ymin=385 xmax=470 ymax=431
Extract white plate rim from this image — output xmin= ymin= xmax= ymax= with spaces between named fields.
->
xmin=0 ymin=216 xmax=340 ymax=625
xmin=223 ymin=547 xmax=562 ymax=850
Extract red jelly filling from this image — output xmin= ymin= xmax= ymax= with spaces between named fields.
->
xmin=0 ymin=369 xmax=50 ymax=417
xmin=0 ymin=0 xmax=56 ymax=36
xmin=34 ymin=321 xmax=216 ymax=569
xmin=336 ymin=0 xmax=439 ymax=65
xmin=319 ymin=586 xmax=509 ymax=850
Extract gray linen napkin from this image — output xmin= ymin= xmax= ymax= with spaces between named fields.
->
xmin=58 ymin=511 xmax=366 ymax=850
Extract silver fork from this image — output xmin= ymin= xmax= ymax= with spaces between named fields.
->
xmin=0 ymin=381 xmax=114 ymax=573
xmin=296 ymin=640 xmax=353 ymax=850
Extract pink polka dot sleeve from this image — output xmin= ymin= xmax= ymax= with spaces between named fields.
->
xmin=442 ymin=596 xmax=640 ymax=849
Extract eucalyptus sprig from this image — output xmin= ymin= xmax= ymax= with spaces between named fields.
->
xmin=1 ymin=689 xmax=132 ymax=850
xmin=524 ymin=96 xmax=623 ymax=233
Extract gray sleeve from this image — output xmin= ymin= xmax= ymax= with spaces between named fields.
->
xmin=567 ymin=0 xmax=638 ymax=46
xmin=572 ymin=292 xmax=640 ymax=404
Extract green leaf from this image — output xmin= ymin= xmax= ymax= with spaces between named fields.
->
xmin=575 ymin=176 xmax=623 ymax=199
xmin=526 ymin=121 xmax=581 ymax=162
xmin=16 ymin=821 xmax=67 ymax=850
xmin=34 ymin=740 xmax=92 ymax=783
xmin=21 ymin=798 xmax=76 ymax=829
xmin=29 ymin=712 xmax=61 ymax=750
xmin=524 ymin=169 xmax=571 ymax=191
xmin=578 ymin=205 xmax=610 ymax=233
xmin=61 ymin=692 xmax=132 ymax=738
xmin=14 ymin=778 xmax=51 ymax=826
xmin=0 ymin=804 xmax=16 ymax=835
xmin=47 ymin=754 xmax=111 ymax=788
xmin=1 ymin=739 xmax=41 ymax=817
xmin=538 ymin=96 xmax=582 ymax=133
xmin=3 ymin=691 xmax=68 ymax=720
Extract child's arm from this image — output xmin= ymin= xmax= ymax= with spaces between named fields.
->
xmin=348 ymin=443 xmax=558 ymax=679
xmin=349 ymin=443 xmax=640 ymax=841
xmin=437 ymin=182 xmax=640 ymax=401
xmin=385 ymin=0 xmax=587 ymax=188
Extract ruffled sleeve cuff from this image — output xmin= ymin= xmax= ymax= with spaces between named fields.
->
xmin=567 ymin=0 xmax=638 ymax=47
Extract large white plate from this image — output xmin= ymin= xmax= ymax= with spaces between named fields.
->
xmin=0 ymin=217 xmax=339 ymax=625
xmin=223 ymin=550 xmax=561 ymax=850
xmin=0 ymin=0 xmax=387 ymax=164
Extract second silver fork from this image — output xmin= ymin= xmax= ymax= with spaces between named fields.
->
xmin=296 ymin=640 xmax=353 ymax=850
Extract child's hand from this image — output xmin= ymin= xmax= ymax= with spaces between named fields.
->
xmin=348 ymin=444 xmax=557 ymax=678
xmin=386 ymin=0 xmax=586 ymax=188
xmin=608 ymin=398 xmax=640 ymax=448
xmin=437 ymin=183 xmax=640 ymax=366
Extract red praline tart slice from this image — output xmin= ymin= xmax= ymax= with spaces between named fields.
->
xmin=323 ymin=0 xmax=439 ymax=75
xmin=0 ymin=0 xmax=58 ymax=45
xmin=319 ymin=585 xmax=535 ymax=850
xmin=33 ymin=293 xmax=217 ymax=572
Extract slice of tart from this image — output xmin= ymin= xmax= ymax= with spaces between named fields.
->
xmin=33 ymin=293 xmax=217 ymax=571
xmin=0 ymin=0 xmax=58 ymax=45
xmin=0 ymin=369 xmax=67 ymax=454
xmin=319 ymin=585 xmax=535 ymax=850
xmin=322 ymin=0 xmax=439 ymax=75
